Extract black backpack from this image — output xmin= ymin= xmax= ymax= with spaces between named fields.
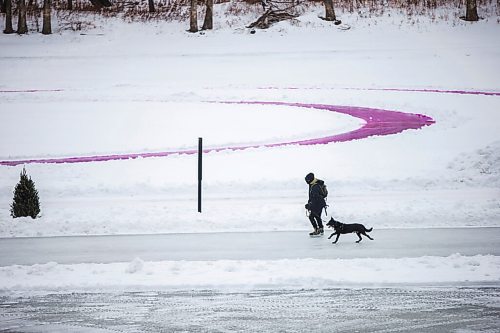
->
xmin=318 ymin=181 xmax=328 ymax=198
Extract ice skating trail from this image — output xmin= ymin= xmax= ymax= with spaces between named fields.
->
xmin=6 ymin=85 xmax=497 ymax=166
xmin=0 ymin=100 xmax=435 ymax=166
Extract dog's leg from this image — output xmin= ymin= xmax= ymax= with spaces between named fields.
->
xmin=355 ymin=232 xmax=363 ymax=243
xmin=332 ymin=234 xmax=340 ymax=244
xmin=362 ymin=231 xmax=374 ymax=240
xmin=328 ymin=232 xmax=338 ymax=240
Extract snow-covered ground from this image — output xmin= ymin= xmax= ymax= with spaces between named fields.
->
xmin=1 ymin=5 xmax=500 ymax=307
xmin=1 ymin=14 xmax=499 ymax=236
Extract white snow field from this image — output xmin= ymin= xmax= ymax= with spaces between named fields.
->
xmin=0 ymin=5 xmax=500 ymax=332
xmin=0 ymin=16 xmax=499 ymax=237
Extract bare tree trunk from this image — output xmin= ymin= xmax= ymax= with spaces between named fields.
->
xmin=148 ymin=0 xmax=155 ymax=12
xmin=42 ymin=0 xmax=51 ymax=34
xmin=201 ymin=0 xmax=213 ymax=30
xmin=1 ymin=0 xmax=5 ymax=13
xmin=465 ymin=0 xmax=479 ymax=21
xmin=67 ymin=0 xmax=72 ymax=10
xmin=189 ymin=0 xmax=198 ymax=32
xmin=3 ymin=0 xmax=14 ymax=33
xmin=17 ymin=0 xmax=28 ymax=34
xmin=323 ymin=0 xmax=336 ymax=21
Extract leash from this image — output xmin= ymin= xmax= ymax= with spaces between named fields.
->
xmin=306 ymin=205 xmax=329 ymax=222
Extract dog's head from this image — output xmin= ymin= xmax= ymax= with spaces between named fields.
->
xmin=326 ymin=218 xmax=341 ymax=229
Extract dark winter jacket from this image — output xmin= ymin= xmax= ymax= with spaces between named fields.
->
xmin=307 ymin=179 xmax=327 ymax=215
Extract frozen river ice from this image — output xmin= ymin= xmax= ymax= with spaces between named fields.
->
xmin=0 ymin=287 xmax=499 ymax=332
xmin=1 ymin=228 xmax=498 ymax=332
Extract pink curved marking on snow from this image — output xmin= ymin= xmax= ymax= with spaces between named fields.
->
xmin=0 ymin=89 xmax=64 ymax=93
xmin=226 ymin=102 xmax=435 ymax=145
xmin=0 ymin=102 xmax=434 ymax=166
xmin=259 ymin=86 xmax=500 ymax=96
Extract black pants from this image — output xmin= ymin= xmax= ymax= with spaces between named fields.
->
xmin=309 ymin=211 xmax=323 ymax=230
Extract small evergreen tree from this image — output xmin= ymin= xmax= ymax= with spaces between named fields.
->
xmin=11 ymin=167 xmax=41 ymax=219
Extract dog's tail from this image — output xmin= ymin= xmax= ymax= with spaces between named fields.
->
xmin=365 ymin=227 xmax=373 ymax=232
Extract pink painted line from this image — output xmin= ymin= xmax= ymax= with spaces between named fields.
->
xmin=227 ymin=102 xmax=435 ymax=145
xmin=0 ymin=101 xmax=434 ymax=167
xmin=0 ymin=89 xmax=65 ymax=93
xmin=259 ymin=86 xmax=500 ymax=96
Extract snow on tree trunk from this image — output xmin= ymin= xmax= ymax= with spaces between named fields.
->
xmin=248 ymin=9 xmax=297 ymax=29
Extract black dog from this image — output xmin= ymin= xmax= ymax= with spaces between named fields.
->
xmin=326 ymin=218 xmax=374 ymax=244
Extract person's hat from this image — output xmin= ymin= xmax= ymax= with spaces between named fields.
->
xmin=305 ymin=173 xmax=315 ymax=184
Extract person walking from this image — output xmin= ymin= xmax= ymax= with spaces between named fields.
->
xmin=305 ymin=172 xmax=328 ymax=236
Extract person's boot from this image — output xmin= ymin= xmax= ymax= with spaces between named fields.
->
xmin=309 ymin=228 xmax=318 ymax=236
xmin=318 ymin=227 xmax=324 ymax=235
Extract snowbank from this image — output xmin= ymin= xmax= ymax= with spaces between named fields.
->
xmin=0 ymin=255 xmax=498 ymax=290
